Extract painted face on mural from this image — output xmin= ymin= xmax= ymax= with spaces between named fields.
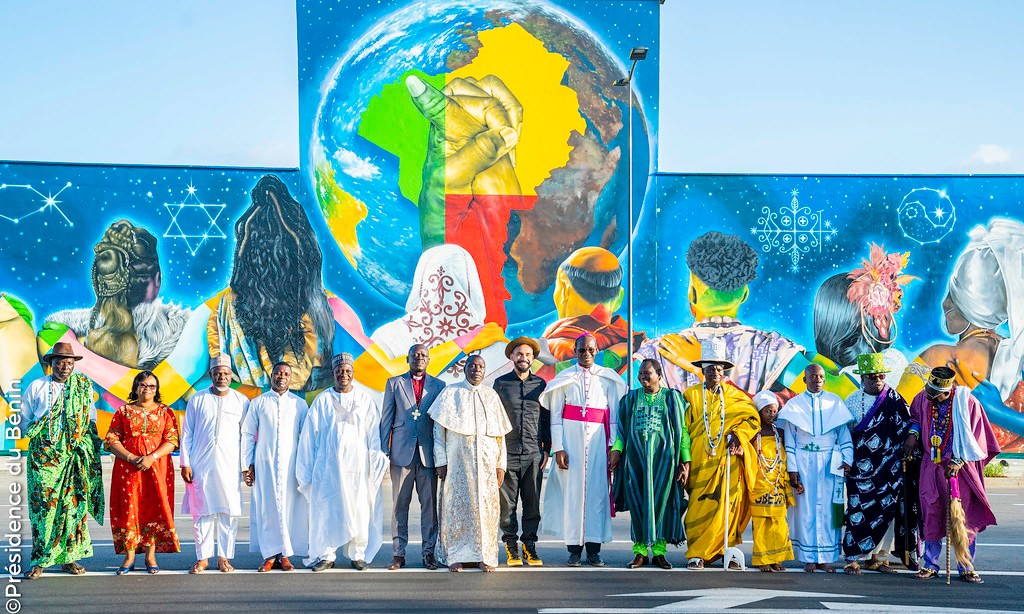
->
xmin=941 ymin=293 xmax=971 ymax=336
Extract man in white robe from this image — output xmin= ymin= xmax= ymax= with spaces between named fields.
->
xmin=297 ymin=353 xmax=388 ymax=571
xmin=241 ymin=361 xmax=310 ymax=572
xmin=430 ymin=355 xmax=511 ymax=572
xmin=181 ymin=355 xmax=248 ymax=573
xmin=778 ymin=363 xmax=854 ymax=572
xmin=539 ymin=334 xmax=626 ymax=566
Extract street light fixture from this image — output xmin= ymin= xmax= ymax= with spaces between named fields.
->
xmin=614 ymin=46 xmax=647 ymax=386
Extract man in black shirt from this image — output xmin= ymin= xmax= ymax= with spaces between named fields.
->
xmin=492 ymin=337 xmax=549 ymax=567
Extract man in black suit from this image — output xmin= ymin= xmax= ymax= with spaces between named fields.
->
xmin=380 ymin=344 xmax=446 ymax=570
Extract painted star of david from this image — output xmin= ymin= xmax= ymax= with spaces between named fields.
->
xmin=163 ymin=183 xmax=226 ymax=255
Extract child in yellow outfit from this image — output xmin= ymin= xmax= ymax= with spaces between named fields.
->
xmin=750 ymin=391 xmax=794 ymax=572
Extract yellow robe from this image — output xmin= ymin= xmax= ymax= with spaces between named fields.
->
xmin=682 ymin=383 xmax=759 ymax=562
xmin=750 ymin=430 xmax=794 ymax=566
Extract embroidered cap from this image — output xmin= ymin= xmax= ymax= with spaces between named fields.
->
xmin=925 ymin=366 xmax=955 ymax=392
xmin=852 ymin=352 xmax=890 ymax=375
xmin=332 ymin=352 xmax=355 ymax=369
xmin=209 ymin=354 xmax=232 ymax=372
xmin=692 ymin=337 xmax=734 ymax=370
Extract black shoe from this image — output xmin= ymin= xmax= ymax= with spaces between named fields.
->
xmin=567 ymin=552 xmax=582 ymax=567
xmin=587 ymin=553 xmax=604 ymax=567
xmin=652 ymin=555 xmax=673 ymax=570
xmin=423 ymin=553 xmax=439 ymax=570
xmin=311 ymin=559 xmax=334 ymax=572
xmin=627 ymin=554 xmax=648 ymax=569
xmin=351 ymin=560 xmax=367 ymax=571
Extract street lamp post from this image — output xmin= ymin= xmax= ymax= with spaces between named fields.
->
xmin=614 ymin=46 xmax=647 ymax=386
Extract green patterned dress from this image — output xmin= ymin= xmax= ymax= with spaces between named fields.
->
xmin=25 ymin=372 xmax=105 ymax=567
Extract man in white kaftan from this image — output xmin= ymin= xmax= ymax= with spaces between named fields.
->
xmin=777 ymin=364 xmax=854 ymax=572
xmin=297 ymin=353 xmax=388 ymax=571
xmin=241 ymin=361 xmax=310 ymax=572
xmin=430 ymin=355 xmax=511 ymax=572
xmin=181 ymin=356 xmax=248 ymax=573
xmin=539 ymin=334 xmax=626 ymax=567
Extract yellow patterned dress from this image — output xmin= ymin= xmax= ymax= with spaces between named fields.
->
xmin=750 ymin=427 xmax=794 ymax=566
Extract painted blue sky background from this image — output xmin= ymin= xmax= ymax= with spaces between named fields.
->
xmin=1 ymin=0 xmax=1021 ymax=173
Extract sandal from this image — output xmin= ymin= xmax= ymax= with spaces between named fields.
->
xmin=449 ymin=563 xmax=464 ymax=572
xmin=217 ymin=558 xmax=234 ymax=573
xmin=915 ymin=568 xmax=938 ymax=580
xmin=875 ymin=563 xmax=896 ymax=574
xmin=758 ymin=565 xmax=775 ymax=573
xmin=772 ymin=564 xmax=786 ymax=572
xmin=62 ymin=562 xmax=86 ymax=575
xmin=24 ymin=566 xmax=44 ymax=580
xmin=960 ymin=571 xmax=984 ymax=584
xmin=843 ymin=562 xmax=862 ymax=575
xmin=817 ymin=563 xmax=836 ymax=574
xmin=687 ymin=558 xmax=705 ymax=570
xmin=189 ymin=560 xmax=208 ymax=575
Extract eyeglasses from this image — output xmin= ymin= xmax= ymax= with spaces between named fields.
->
xmin=137 ymin=384 xmax=158 ymax=390
xmin=863 ymin=373 xmax=886 ymax=381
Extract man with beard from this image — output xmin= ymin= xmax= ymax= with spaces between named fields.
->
xmin=430 ymin=355 xmax=512 ymax=572
xmin=778 ymin=363 xmax=853 ymax=573
xmin=540 ymin=334 xmax=625 ymax=567
xmin=380 ymin=344 xmax=446 ymax=570
xmin=492 ymin=337 xmax=548 ymax=567
xmin=22 ymin=342 xmax=104 ymax=579
xmin=298 ymin=354 xmax=388 ymax=571
xmin=241 ymin=362 xmax=310 ymax=572
xmin=208 ymin=174 xmax=335 ymax=391
xmin=842 ymin=353 xmax=918 ymax=575
xmin=181 ymin=356 xmax=248 ymax=574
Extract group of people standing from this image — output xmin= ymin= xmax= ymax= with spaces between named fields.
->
xmin=21 ymin=332 xmax=1001 ymax=582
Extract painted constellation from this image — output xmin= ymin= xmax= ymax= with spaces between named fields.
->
xmin=751 ymin=189 xmax=837 ymax=273
xmin=0 ymin=182 xmax=73 ymax=226
xmin=163 ymin=183 xmax=227 ymax=255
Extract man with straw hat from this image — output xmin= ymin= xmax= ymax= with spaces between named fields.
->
xmin=22 ymin=342 xmax=104 ymax=579
xmin=904 ymin=366 xmax=1000 ymax=583
xmin=493 ymin=336 xmax=548 ymax=567
xmin=777 ymin=363 xmax=854 ymax=573
xmin=841 ymin=353 xmax=919 ymax=575
xmin=680 ymin=337 xmax=759 ymax=570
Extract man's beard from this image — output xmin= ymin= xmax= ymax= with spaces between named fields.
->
xmin=514 ymin=361 xmax=531 ymax=375
xmin=214 ymin=384 xmax=230 ymax=392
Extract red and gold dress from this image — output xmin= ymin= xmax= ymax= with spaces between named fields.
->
xmin=105 ymin=403 xmax=181 ymax=553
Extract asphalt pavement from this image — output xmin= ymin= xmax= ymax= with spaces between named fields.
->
xmin=10 ymin=457 xmax=1024 ymax=613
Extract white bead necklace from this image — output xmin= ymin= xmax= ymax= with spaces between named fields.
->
xmin=702 ymin=385 xmax=726 ymax=457
xmin=756 ymin=424 xmax=783 ymax=487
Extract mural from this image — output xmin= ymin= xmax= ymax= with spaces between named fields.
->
xmin=1 ymin=0 xmax=1022 ymax=455
xmin=0 ymin=0 xmax=657 ymax=449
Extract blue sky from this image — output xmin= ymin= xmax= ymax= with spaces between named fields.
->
xmin=0 ymin=0 xmax=1021 ymax=173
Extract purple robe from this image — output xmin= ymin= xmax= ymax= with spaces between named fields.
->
xmin=908 ymin=387 xmax=1000 ymax=541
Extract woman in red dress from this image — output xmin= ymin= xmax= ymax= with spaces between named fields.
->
xmin=105 ymin=370 xmax=181 ymax=574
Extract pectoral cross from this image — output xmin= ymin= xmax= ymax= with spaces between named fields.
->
xmin=411 ymin=408 xmax=421 ymax=421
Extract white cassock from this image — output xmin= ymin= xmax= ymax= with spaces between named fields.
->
xmin=429 ymin=381 xmax=511 ymax=568
xmin=296 ymin=387 xmax=388 ymax=565
xmin=778 ymin=390 xmax=854 ymax=563
xmin=181 ymin=388 xmax=248 ymax=560
xmin=539 ymin=364 xmax=625 ymax=546
xmin=240 ymin=389 xmax=310 ymax=560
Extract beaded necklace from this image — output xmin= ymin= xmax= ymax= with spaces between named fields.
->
xmin=928 ymin=391 xmax=954 ymax=464
xmin=756 ymin=424 xmax=784 ymax=488
xmin=45 ymin=378 xmax=67 ymax=441
xmin=702 ymin=385 xmax=726 ymax=457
